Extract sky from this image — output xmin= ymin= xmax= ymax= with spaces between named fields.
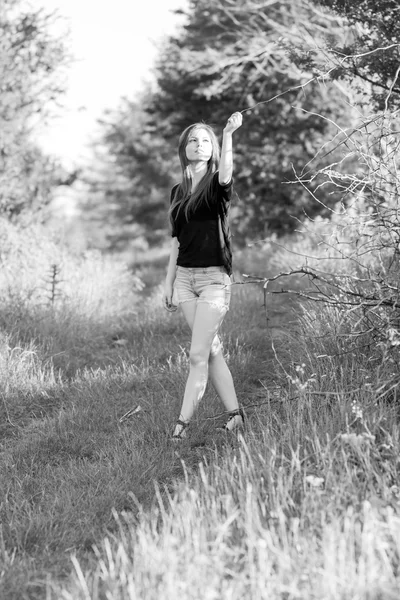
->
xmin=38 ymin=0 xmax=188 ymax=168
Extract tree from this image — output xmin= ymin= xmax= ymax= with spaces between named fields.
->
xmin=0 ymin=0 xmax=70 ymax=217
xmin=88 ymin=0 xmax=361 ymax=248
xmin=82 ymin=96 xmax=179 ymax=252
xmin=146 ymin=0 xmax=354 ymax=239
xmin=312 ymin=0 xmax=400 ymax=110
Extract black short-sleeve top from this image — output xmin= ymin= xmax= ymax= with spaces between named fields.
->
xmin=170 ymin=172 xmax=232 ymax=270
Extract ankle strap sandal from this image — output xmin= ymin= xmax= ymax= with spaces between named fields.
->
xmin=171 ymin=419 xmax=189 ymax=441
xmin=219 ymin=408 xmax=245 ymax=432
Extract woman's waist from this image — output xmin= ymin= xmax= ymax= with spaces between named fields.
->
xmin=176 ymin=265 xmax=225 ymax=273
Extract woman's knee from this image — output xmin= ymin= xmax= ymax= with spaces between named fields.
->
xmin=209 ymin=335 xmax=222 ymax=359
xmin=189 ymin=346 xmax=210 ymax=367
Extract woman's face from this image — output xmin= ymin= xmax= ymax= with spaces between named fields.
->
xmin=185 ymin=127 xmax=213 ymax=163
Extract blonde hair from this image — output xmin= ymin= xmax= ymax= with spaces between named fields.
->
xmin=168 ymin=123 xmax=220 ymax=228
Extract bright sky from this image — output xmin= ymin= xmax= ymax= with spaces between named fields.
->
xmin=37 ymin=0 xmax=187 ymax=168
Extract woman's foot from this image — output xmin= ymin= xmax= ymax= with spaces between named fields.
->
xmin=171 ymin=418 xmax=189 ymax=441
xmin=219 ymin=408 xmax=245 ymax=432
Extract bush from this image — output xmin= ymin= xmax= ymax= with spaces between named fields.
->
xmin=0 ymin=219 xmax=144 ymax=376
xmin=245 ymin=110 xmax=400 ymax=406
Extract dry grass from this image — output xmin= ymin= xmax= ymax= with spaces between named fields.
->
xmin=0 ymin=219 xmax=399 ymax=599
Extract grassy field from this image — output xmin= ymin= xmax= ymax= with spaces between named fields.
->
xmin=0 ymin=221 xmax=399 ymax=599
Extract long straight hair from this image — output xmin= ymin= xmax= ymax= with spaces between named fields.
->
xmin=168 ymin=123 xmax=220 ymax=228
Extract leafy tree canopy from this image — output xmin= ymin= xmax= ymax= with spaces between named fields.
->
xmin=147 ymin=0 xmax=353 ymax=239
xmin=297 ymin=0 xmax=400 ymax=110
xmin=0 ymin=0 xmax=70 ymax=218
xmin=82 ymin=96 xmax=179 ymax=251
xmin=90 ymin=0 xmax=396 ymax=248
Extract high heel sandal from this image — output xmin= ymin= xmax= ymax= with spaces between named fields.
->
xmin=218 ymin=408 xmax=245 ymax=432
xmin=171 ymin=419 xmax=189 ymax=441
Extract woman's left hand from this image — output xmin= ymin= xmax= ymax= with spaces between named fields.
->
xmin=223 ymin=112 xmax=243 ymax=134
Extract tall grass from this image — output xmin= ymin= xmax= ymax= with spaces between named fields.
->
xmin=52 ymin=257 xmax=400 ymax=598
xmin=51 ymin=213 xmax=400 ymax=598
xmin=1 ymin=209 xmax=400 ymax=599
xmin=0 ymin=217 xmax=143 ymax=376
xmin=54 ymin=327 xmax=400 ymax=599
xmin=58 ymin=433 xmax=400 ymax=599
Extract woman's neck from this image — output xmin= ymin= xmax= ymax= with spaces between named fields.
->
xmin=189 ymin=162 xmax=207 ymax=191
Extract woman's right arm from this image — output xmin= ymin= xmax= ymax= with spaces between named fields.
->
xmin=163 ymin=237 xmax=179 ymax=309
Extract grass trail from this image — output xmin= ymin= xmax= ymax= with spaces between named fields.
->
xmin=1 ymin=251 xmax=399 ymax=599
xmin=0 ymin=269 xmax=287 ymax=599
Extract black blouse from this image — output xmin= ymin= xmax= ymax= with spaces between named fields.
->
xmin=170 ymin=172 xmax=232 ymax=270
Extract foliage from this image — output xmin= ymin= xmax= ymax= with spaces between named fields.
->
xmin=150 ymin=0 xmax=357 ymax=238
xmin=1 ymin=244 xmax=400 ymax=598
xmin=83 ymin=96 xmax=179 ymax=252
xmin=309 ymin=0 xmax=400 ymax=110
xmin=58 ymin=437 xmax=400 ymax=599
xmin=0 ymin=218 xmax=143 ymax=375
xmin=89 ymin=0 xmax=355 ymax=247
xmin=0 ymin=0 xmax=69 ymax=217
xmin=0 ymin=143 xmax=64 ymax=218
xmin=247 ymin=109 xmax=400 ymax=403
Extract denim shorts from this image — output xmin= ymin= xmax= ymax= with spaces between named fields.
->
xmin=175 ymin=266 xmax=231 ymax=311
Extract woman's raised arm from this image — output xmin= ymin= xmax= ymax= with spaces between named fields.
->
xmin=218 ymin=112 xmax=243 ymax=186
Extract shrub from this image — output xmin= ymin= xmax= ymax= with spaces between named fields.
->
xmin=0 ymin=219 xmax=144 ymax=375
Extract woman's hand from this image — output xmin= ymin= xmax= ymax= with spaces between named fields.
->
xmin=163 ymin=282 xmax=177 ymax=312
xmin=223 ymin=112 xmax=243 ymax=135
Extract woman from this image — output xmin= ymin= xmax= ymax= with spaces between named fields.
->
xmin=163 ymin=112 xmax=244 ymax=440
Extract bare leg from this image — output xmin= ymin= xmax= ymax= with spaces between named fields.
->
xmin=209 ymin=350 xmax=239 ymax=413
xmin=174 ymin=301 xmax=239 ymax=435
xmin=178 ymin=301 xmax=227 ymax=421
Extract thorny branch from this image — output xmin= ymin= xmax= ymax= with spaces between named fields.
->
xmin=239 ymin=104 xmax=400 ymax=356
